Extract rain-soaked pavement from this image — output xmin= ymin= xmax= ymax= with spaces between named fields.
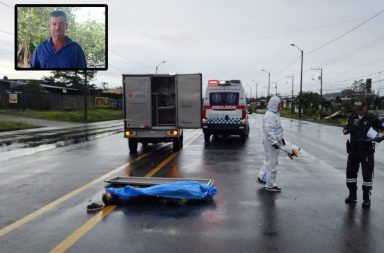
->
xmin=1 ymin=115 xmax=384 ymax=253
xmin=0 ymin=120 xmax=123 ymax=161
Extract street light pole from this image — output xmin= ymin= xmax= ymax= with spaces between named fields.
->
xmin=261 ymin=69 xmax=270 ymax=97
xmin=155 ymin=60 xmax=166 ymax=74
xmin=251 ymin=80 xmax=258 ymax=99
xmin=290 ymin=44 xmax=303 ymax=118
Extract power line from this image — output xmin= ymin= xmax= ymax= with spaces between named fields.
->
xmin=272 ymin=56 xmax=301 ymax=75
xmin=109 ymin=63 xmax=129 ymax=74
xmin=329 ymin=69 xmax=384 ymax=84
xmin=0 ymin=28 xmax=13 ymax=35
xmin=213 ymin=17 xmax=364 ymax=47
xmin=0 ymin=1 xmax=13 ymax=9
xmin=306 ymin=8 xmax=384 ymax=55
xmin=109 ymin=49 xmax=153 ymax=69
xmin=321 ymin=33 xmax=384 ymax=66
xmin=330 ymin=57 xmax=384 ymax=80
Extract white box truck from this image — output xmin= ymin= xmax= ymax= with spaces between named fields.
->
xmin=122 ymin=74 xmax=202 ymax=153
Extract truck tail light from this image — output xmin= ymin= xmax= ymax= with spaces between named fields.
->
xmin=202 ymin=110 xmax=206 ymax=124
xmin=202 ymin=105 xmax=210 ymax=124
xmin=241 ymin=110 xmax=246 ymax=125
xmin=167 ymin=130 xmax=178 ymax=136
xmin=125 ymin=131 xmax=136 ymax=137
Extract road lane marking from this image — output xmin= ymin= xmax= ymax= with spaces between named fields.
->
xmin=48 ymin=153 xmax=176 ymax=253
xmin=48 ymin=130 xmax=202 ymax=253
xmin=144 ymin=131 xmax=202 ymax=177
xmin=0 ymin=153 xmax=148 ymax=238
xmin=144 ymin=152 xmax=179 ymax=177
xmin=48 ymin=205 xmax=116 ymax=253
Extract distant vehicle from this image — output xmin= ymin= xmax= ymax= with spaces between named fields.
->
xmin=202 ymin=79 xmax=250 ymax=143
xmin=122 ymin=74 xmax=202 ymax=153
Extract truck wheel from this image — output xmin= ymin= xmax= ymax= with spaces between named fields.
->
xmin=204 ymin=133 xmax=210 ymax=144
xmin=173 ymin=137 xmax=181 ymax=152
xmin=129 ymin=139 xmax=138 ymax=153
xmin=142 ymin=142 xmax=149 ymax=152
xmin=240 ymin=133 xmax=246 ymax=143
xmin=180 ymin=133 xmax=184 ymax=147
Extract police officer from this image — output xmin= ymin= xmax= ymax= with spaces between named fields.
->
xmin=343 ymin=101 xmax=384 ymax=208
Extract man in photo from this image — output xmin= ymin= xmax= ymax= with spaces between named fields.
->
xmin=29 ymin=10 xmax=87 ymax=69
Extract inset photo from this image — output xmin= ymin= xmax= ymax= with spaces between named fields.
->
xmin=15 ymin=4 xmax=108 ymax=70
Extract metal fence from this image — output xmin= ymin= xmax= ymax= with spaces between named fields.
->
xmin=0 ymin=89 xmax=96 ymax=111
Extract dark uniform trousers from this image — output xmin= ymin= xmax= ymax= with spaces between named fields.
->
xmin=346 ymin=143 xmax=374 ymax=200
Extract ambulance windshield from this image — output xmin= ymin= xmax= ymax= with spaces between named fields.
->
xmin=209 ymin=92 xmax=239 ymax=106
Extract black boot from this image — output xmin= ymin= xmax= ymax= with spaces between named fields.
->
xmin=362 ymin=189 xmax=371 ymax=209
xmin=345 ymin=191 xmax=357 ymax=204
xmin=362 ymin=199 xmax=371 ymax=208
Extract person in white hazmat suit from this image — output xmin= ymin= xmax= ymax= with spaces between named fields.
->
xmin=257 ymin=96 xmax=285 ymax=192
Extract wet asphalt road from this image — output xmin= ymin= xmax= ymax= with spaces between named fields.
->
xmin=1 ymin=115 xmax=384 ymax=253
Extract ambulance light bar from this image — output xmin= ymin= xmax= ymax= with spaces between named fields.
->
xmin=208 ymin=80 xmax=219 ymax=86
xmin=208 ymin=80 xmax=231 ymax=86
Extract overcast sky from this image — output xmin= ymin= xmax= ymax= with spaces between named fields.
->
xmin=1 ymin=0 xmax=384 ymax=97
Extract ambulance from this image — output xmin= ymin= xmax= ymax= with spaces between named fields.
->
xmin=202 ymin=79 xmax=250 ymax=143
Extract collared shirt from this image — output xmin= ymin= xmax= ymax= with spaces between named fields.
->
xmin=345 ymin=112 xmax=383 ymax=143
xmin=30 ymin=36 xmax=87 ymax=69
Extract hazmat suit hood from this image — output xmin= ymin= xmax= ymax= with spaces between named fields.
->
xmin=267 ymin=96 xmax=281 ymax=113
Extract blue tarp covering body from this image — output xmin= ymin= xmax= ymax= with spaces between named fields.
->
xmin=106 ymin=181 xmax=217 ymax=201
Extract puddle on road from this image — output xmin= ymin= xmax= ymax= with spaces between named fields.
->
xmin=0 ymin=130 xmax=122 ymax=162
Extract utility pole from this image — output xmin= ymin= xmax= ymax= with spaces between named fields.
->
xmin=311 ymin=67 xmax=323 ymax=110
xmin=252 ymin=80 xmax=258 ymax=99
xmin=84 ymin=70 xmax=88 ymax=122
xmin=286 ymin=75 xmax=294 ymax=114
xmin=320 ymin=68 xmax=323 ymax=110
xmin=262 ymin=69 xmax=271 ymax=97
xmin=290 ymin=43 xmax=304 ymax=118
xmin=379 ymin=71 xmax=382 ymax=97
xmin=268 ymin=72 xmax=270 ymax=97
xmin=299 ymin=50 xmax=303 ymax=118
xmin=272 ymin=82 xmax=278 ymax=96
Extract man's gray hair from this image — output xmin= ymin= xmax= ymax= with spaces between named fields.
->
xmin=49 ymin=10 xmax=67 ymax=23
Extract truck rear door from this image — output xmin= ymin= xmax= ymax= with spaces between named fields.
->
xmin=123 ymin=75 xmax=151 ymax=128
xmin=176 ymin=74 xmax=202 ymax=128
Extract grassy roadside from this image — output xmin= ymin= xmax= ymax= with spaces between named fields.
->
xmin=0 ymin=120 xmax=35 ymax=132
xmin=279 ymin=109 xmax=347 ymax=127
xmin=9 ymin=109 xmax=123 ymax=123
